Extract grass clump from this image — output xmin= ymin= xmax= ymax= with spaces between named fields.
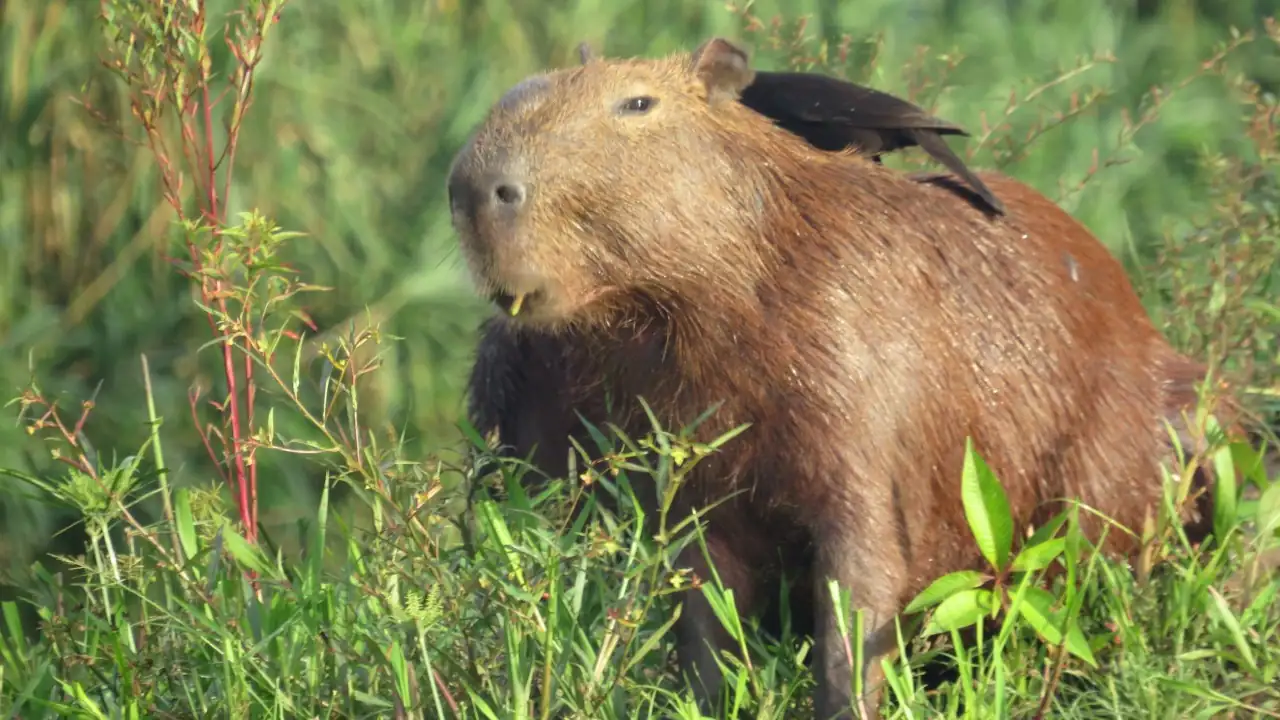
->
xmin=1 ymin=1 xmax=1279 ymax=719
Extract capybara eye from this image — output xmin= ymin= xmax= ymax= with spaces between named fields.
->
xmin=618 ymin=96 xmax=657 ymax=115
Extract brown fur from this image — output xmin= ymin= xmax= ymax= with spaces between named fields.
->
xmin=449 ymin=38 xmax=1239 ymax=719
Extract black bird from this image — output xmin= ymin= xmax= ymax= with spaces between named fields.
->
xmin=738 ymin=70 xmax=1006 ymax=216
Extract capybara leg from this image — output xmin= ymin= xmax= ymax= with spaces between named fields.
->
xmin=811 ymin=534 xmax=904 ymax=720
xmin=672 ymin=534 xmax=756 ymax=714
xmin=674 ymin=590 xmax=729 ymax=712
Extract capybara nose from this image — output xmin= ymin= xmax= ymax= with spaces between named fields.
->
xmin=449 ymin=172 xmax=528 ymax=227
xmin=492 ymin=181 xmax=526 ymax=208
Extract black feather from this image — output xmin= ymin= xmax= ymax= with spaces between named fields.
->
xmin=738 ymin=70 xmax=1006 ymax=216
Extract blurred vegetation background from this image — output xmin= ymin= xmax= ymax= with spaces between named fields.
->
xmin=2 ymin=0 xmax=1278 ymax=608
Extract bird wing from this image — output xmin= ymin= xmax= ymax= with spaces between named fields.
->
xmin=740 ymin=71 xmax=970 ymax=136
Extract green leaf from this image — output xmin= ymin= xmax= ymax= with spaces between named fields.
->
xmin=0 ymin=467 xmax=60 ymax=499
xmin=923 ymin=588 xmax=994 ymax=636
xmin=0 ymin=601 xmax=29 ymax=679
xmin=1011 ymin=537 xmax=1067 ymax=573
xmin=174 ymin=487 xmax=199 ymax=564
xmin=1256 ymin=482 xmax=1280 ymax=538
xmin=1024 ymin=509 xmax=1069 ymax=550
xmin=623 ymin=602 xmax=683 ymax=676
xmin=62 ymin=680 xmax=111 ymax=720
xmin=475 ymin=498 xmax=527 ymax=590
xmin=1016 ymin=587 xmax=1064 ymax=645
xmin=1063 ymin=623 xmax=1099 ymax=668
xmin=1242 ymin=297 xmax=1280 ymax=321
xmin=961 ymin=437 xmax=1014 ymax=572
xmin=1156 ymin=677 xmax=1238 ymax=705
xmin=904 ymin=570 xmax=991 ymax=614
xmin=702 ymin=584 xmax=745 ymax=643
xmin=1206 ymin=585 xmax=1258 ymax=674
xmin=705 ymin=422 xmax=752 ymax=451
xmin=305 ymin=478 xmax=331 ymax=595
xmin=1229 ymin=440 xmax=1269 ymax=488
xmin=390 ymin=638 xmax=411 ymax=709
xmin=1206 ymin=279 xmax=1226 ymax=315
xmin=220 ymin=525 xmax=278 ymax=579
xmin=1015 ymin=587 xmax=1099 ymax=668
xmin=1210 ymin=420 xmax=1238 ymax=543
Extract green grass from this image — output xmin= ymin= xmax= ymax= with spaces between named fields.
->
xmin=1 ymin=0 xmax=1279 ymax=716
xmin=0 ymin=389 xmax=1277 ymax=718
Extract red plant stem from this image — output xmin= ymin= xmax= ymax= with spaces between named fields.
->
xmin=431 ymin=669 xmax=460 ymax=716
xmin=226 ymin=70 xmax=259 ymax=535
xmin=193 ymin=0 xmax=254 ymax=542
xmin=247 ymin=355 xmax=258 ymax=532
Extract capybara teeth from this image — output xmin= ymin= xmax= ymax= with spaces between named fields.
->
xmin=508 ymin=292 xmax=526 ymax=316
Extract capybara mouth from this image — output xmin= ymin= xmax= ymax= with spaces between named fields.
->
xmin=490 ymin=289 xmax=543 ymax=317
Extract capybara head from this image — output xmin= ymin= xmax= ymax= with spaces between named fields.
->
xmin=446 ymin=38 xmax=805 ymax=328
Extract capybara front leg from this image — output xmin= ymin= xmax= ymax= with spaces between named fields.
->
xmin=674 ymin=588 xmax=730 ymax=712
xmin=672 ymin=533 xmax=758 ymax=715
xmin=811 ymin=533 xmax=905 ymax=720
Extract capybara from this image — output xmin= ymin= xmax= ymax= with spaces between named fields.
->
xmin=449 ymin=37 xmax=1230 ymax=719
xmin=576 ymin=39 xmax=1006 ymax=216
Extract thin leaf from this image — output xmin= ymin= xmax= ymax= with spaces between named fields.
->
xmin=220 ymin=524 xmax=279 ymax=579
xmin=1206 ymin=585 xmax=1258 ymax=674
xmin=1211 ymin=422 xmax=1239 ymax=542
xmin=174 ymin=487 xmax=199 ymax=564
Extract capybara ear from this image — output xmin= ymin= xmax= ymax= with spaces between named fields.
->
xmin=689 ymin=37 xmax=755 ymax=105
xmin=576 ymin=41 xmax=595 ymax=65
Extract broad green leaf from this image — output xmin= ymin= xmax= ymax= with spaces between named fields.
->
xmin=1063 ymin=623 xmax=1099 ymax=668
xmin=961 ymin=437 xmax=1014 ymax=572
xmin=1016 ymin=587 xmax=1099 ymax=668
xmin=1015 ymin=587 xmax=1064 ymax=645
xmin=1008 ymin=586 xmax=1059 ymax=640
xmin=1229 ymin=440 xmax=1269 ymax=488
xmin=1011 ymin=537 xmax=1067 ymax=573
xmin=904 ymin=570 xmax=991 ymax=614
xmin=923 ymin=588 xmax=994 ymax=636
